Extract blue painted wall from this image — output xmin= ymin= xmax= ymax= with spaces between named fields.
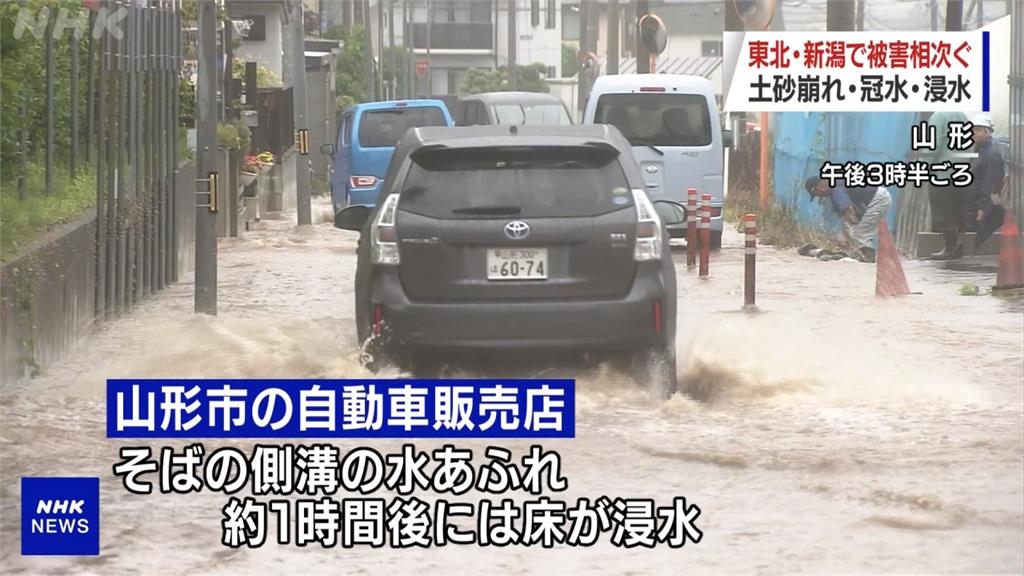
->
xmin=771 ymin=111 xmax=918 ymax=237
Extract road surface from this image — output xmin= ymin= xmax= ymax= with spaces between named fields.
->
xmin=2 ymin=200 xmax=1022 ymax=573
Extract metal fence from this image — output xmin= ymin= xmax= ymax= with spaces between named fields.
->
xmin=1 ymin=1 xmax=185 ymax=382
xmin=93 ymin=0 xmax=183 ymax=318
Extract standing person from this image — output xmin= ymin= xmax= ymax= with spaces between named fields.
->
xmin=805 ymin=177 xmax=892 ymax=262
xmin=922 ymin=110 xmax=970 ymax=260
xmin=965 ymin=113 xmax=1006 ymax=233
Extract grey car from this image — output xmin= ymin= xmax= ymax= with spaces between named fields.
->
xmin=335 ymin=124 xmax=684 ymax=394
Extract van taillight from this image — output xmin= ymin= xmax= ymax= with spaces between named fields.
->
xmin=350 ymin=175 xmax=379 ymax=189
xmin=639 ymin=86 xmax=666 ymax=92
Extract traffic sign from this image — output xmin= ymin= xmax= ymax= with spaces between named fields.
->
xmin=639 ymin=14 xmax=667 ymax=55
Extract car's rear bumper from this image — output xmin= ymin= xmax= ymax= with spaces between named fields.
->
xmin=371 ymin=266 xmax=673 ymax=350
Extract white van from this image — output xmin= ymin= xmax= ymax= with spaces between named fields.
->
xmin=582 ymin=74 xmax=730 ymax=247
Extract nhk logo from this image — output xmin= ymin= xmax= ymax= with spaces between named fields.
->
xmin=21 ymin=477 xmax=100 ymax=556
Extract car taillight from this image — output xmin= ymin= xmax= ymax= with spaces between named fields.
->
xmin=350 ymin=175 xmax=378 ymax=189
xmin=372 ymin=194 xmax=400 ymax=265
xmin=632 ymin=189 xmax=662 ymax=261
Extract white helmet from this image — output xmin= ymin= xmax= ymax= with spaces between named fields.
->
xmin=971 ymin=113 xmax=994 ymax=130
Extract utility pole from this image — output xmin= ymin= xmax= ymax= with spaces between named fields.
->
xmin=607 ymin=0 xmax=619 ymax=75
xmin=636 ymin=0 xmax=650 ymax=73
xmin=196 ymin=0 xmax=218 ymax=315
xmin=578 ymin=0 xmax=590 ymax=114
xmin=293 ymin=0 xmax=312 ymax=226
xmin=947 ymin=0 xmax=964 ymax=31
xmin=363 ymin=0 xmax=375 ymax=99
xmin=425 ymin=0 xmax=432 ymax=94
xmin=856 ymin=0 xmax=865 ymax=30
xmin=826 ymin=0 xmax=856 ymax=31
xmin=507 ymin=0 xmax=517 ymax=90
xmin=930 ymin=0 xmax=939 ymax=31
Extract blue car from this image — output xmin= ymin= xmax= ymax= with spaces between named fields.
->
xmin=329 ymin=100 xmax=453 ymax=212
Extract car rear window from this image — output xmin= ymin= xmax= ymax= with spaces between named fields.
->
xmin=493 ymin=103 xmax=572 ymax=126
xmin=595 ymin=93 xmax=712 ymax=147
xmin=399 ymin=146 xmax=633 ymax=219
xmin=358 ymin=107 xmax=447 ymax=148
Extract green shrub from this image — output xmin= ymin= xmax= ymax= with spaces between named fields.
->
xmin=1 ymin=163 xmax=97 ymax=260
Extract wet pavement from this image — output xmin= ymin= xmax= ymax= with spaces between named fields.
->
xmin=2 ymin=199 xmax=1022 ymax=574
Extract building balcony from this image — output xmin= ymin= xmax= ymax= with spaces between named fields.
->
xmin=409 ymin=22 xmax=494 ymax=52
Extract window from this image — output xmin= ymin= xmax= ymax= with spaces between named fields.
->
xmin=594 ymin=93 xmax=712 ymax=147
xmin=470 ymin=0 xmax=492 ymax=22
xmin=531 ymin=0 xmax=540 ymax=27
xmin=400 ymin=146 xmax=632 ymax=219
xmin=340 ymin=112 xmax=353 ymax=146
xmin=358 ymin=107 xmax=448 ymax=148
xmin=545 ymin=0 xmax=556 ymax=29
xmin=547 ymin=65 xmax=556 ymax=79
xmin=701 ymin=40 xmax=723 ymax=57
xmin=561 ymin=3 xmax=579 ymax=41
xmin=493 ymin=103 xmax=572 ymax=126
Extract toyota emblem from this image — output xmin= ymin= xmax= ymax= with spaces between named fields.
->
xmin=504 ymin=220 xmax=530 ymax=240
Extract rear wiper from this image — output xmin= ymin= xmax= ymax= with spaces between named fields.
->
xmin=451 ymin=205 xmax=522 ymax=215
xmin=643 ymin=144 xmax=665 ymax=156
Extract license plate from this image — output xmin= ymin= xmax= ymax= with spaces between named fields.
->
xmin=487 ymin=248 xmax=548 ymax=280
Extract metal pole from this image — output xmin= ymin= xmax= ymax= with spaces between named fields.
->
xmin=578 ymin=0 xmax=588 ymax=108
xmin=96 ymin=23 xmax=108 ymax=320
xmin=389 ymin=0 xmax=396 ymax=98
xmin=636 ymin=0 xmax=650 ymax=73
xmin=686 ymin=188 xmax=697 ymax=269
xmin=87 ymin=10 xmax=96 ymax=164
xmin=607 ymin=0 xmax=619 ymax=75
xmin=171 ymin=0 xmax=181 ymax=283
xmin=743 ymin=214 xmax=757 ymax=308
xmin=947 ymin=0 xmax=964 ymax=31
xmin=827 ymin=0 xmax=856 ymax=31
xmin=377 ymin=0 xmax=385 ymax=99
xmin=931 ymin=0 xmax=939 ymax=31
xmin=425 ymin=0 xmax=432 ymax=94
xmin=507 ymin=0 xmax=516 ymax=90
xmin=45 ymin=10 xmax=54 ymax=196
xmin=699 ymin=193 xmax=711 ymax=277
xmin=856 ymin=0 xmax=865 ymax=31
xmin=71 ymin=23 xmax=80 ymax=179
xmin=404 ymin=0 xmax=411 ymax=98
xmin=293 ymin=0 xmax=312 ymax=226
xmin=364 ymin=0 xmax=375 ymax=99
xmin=196 ymin=0 xmax=218 ymax=315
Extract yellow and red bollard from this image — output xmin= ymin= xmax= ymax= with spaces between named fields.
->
xmin=744 ymin=214 xmax=757 ymax=308
xmin=686 ymin=188 xmax=697 ymax=270
xmin=699 ymin=193 xmax=711 ymax=277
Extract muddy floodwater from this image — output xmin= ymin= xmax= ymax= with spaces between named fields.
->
xmin=2 ymin=200 xmax=1022 ymax=573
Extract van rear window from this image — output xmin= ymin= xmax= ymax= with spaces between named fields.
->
xmin=595 ymin=93 xmax=712 ymax=147
xmin=399 ymin=146 xmax=633 ymax=219
xmin=359 ymin=107 xmax=447 ymax=148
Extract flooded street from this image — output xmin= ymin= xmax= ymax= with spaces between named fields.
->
xmin=2 ymin=200 xmax=1022 ymax=574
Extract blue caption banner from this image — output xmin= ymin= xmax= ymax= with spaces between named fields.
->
xmin=107 ymin=379 xmax=574 ymax=439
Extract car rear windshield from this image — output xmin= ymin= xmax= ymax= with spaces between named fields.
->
xmin=399 ymin=146 xmax=633 ymax=219
xmin=358 ymin=107 xmax=447 ymax=148
xmin=595 ymin=93 xmax=712 ymax=147
xmin=493 ymin=103 xmax=572 ymax=126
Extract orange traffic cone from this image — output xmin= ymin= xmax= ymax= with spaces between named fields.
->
xmin=876 ymin=219 xmax=910 ymax=297
xmin=994 ymin=209 xmax=1024 ymax=292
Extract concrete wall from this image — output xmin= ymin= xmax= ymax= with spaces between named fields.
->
xmin=1 ymin=163 xmax=196 ymax=385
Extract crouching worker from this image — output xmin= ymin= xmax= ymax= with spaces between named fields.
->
xmin=805 ymin=177 xmax=892 ymax=262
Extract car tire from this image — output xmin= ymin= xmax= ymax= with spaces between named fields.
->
xmin=632 ymin=344 xmax=678 ymax=399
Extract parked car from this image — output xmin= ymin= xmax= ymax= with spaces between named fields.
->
xmin=454 ymin=92 xmax=573 ymax=126
xmin=582 ymin=74 xmax=732 ymax=248
xmin=325 ymin=99 xmax=453 ymax=212
xmin=334 ymin=124 xmax=685 ymax=395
